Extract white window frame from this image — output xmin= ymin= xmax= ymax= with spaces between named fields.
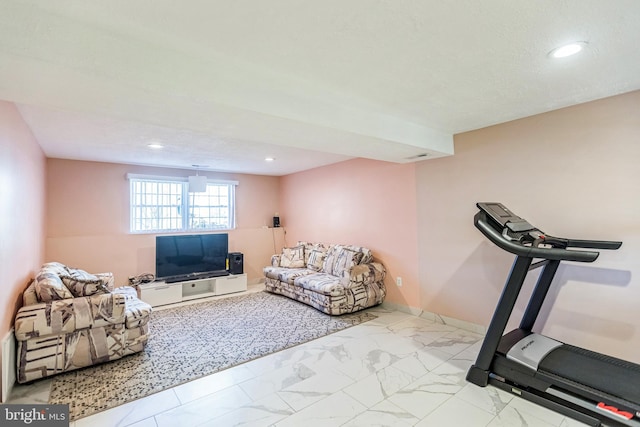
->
xmin=127 ymin=174 xmax=238 ymax=233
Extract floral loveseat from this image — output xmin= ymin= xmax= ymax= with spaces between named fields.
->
xmin=263 ymin=242 xmax=386 ymax=315
xmin=14 ymin=262 xmax=152 ymax=383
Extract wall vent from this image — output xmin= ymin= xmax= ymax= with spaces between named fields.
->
xmin=405 ymin=153 xmax=430 ymax=160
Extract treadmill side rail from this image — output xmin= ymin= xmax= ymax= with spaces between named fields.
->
xmin=506 ymin=333 xmax=564 ymax=371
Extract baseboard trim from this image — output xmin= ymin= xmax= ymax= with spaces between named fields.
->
xmin=380 ymin=301 xmax=423 ymax=317
xmin=1 ymin=328 xmax=16 ymax=403
xmin=380 ymin=301 xmax=486 ymax=335
xmin=419 ymin=311 xmax=487 ymax=335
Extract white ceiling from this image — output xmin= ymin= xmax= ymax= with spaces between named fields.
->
xmin=1 ymin=1 xmax=639 ymax=176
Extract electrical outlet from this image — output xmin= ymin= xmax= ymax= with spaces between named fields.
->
xmin=396 ymin=276 xmax=403 ymax=287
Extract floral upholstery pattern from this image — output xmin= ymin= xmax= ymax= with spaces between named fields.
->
xmin=263 ymin=243 xmax=386 ymax=315
xmin=14 ymin=263 xmax=152 ymax=383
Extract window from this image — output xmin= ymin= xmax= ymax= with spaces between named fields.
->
xmin=129 ymin=175 xmax=236 ymax=233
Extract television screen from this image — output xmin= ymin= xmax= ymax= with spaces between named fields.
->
xmin=155 ymin=233 xmax=228 ymax=281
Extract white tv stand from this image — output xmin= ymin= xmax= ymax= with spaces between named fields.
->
xmin=138 ymin=274 xmax=247 ymax=307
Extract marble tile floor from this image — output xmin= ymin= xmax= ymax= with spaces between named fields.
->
xmin=8 ymin=299 xmax=590 ymax=427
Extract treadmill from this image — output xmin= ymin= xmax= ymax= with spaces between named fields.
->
xmin=466 ymin=202 xmax=640 ymax=427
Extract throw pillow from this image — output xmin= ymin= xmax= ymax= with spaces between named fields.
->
xmin=61 ymin=268 xmax=111 ymax=297
xmin=279 ymin=245 xmax=305 ymax=268
xmin=307 ymin=248 xmax=327 ymax=271
xmin=342 ymin=245 xmax=373 ymax=264
xmin=297 ymin=241 xmax=313 ymax=264
xmin=34 ymin=271 xmax=74 ymax=302
xmin=41 ymin=262 xmax=70 ymax=276
xmin=321 ymin=245 xmax=342 ymax=275
xmin=297 ymin=241 xmax=327 ymax=264
xmin=330 ymin=248 xmax=364 ymax=276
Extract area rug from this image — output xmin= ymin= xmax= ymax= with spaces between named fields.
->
xmin=48 ymin=291 xmax=376 ymax=420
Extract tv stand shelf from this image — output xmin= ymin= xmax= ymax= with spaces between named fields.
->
xmin=139 ymin=274 xmax=247 ymax=307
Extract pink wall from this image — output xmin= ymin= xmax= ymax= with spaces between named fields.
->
xmin=46 ymin=159 xmax=282 ymax=285
xmin=280 ymin=158 xmax=420 ymax=308
xmin=0 ymin=101 xmax=46 ymax=396
xmin=416 ymin=90 xmax=640 ymax=363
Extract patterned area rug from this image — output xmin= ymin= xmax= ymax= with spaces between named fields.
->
xmin=48 ymin=291 xmax=376 ymax=420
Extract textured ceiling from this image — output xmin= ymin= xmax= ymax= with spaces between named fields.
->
xmin=1 ymin=1 xmax=639 ymax=175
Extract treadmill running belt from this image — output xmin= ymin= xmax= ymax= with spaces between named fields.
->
xmin=539 ymin=344 xmax=640 ymax=406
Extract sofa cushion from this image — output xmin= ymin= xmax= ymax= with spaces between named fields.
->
xmin=334 ymin=248 xmax=364 ymax=275
xmin=73 ymin=293 xmax=126 ymax=329
xmin=41 ymin=262 xmax=70 ymax=276
xmin=306 ymin=248 xmax=327 ymax=272
xmin=270 ymin=254 xmax=281 ymax=267
xmin=342 ymin=245 xmax=373 ymax=264
xmin=263 ymin=266 xmax=314 ymax=285
xmin=35 ymin=271 xmax=75 ymax=302
xmin=61 ymin=268 xmax=111 ymax=297
xmin=321 ymin=246 xmax=340 ymax=274
xmin=297 ymin=241 xmax=329 ymax=264
xmin=294 ymin=273 xmax=345 ymax=296
xmin=322 ymin=246 xmax=364 ymax=276
xmin=94 ymin=272 xmax=115 ymax=292
xmin=14 ymin=293 xmax=126 ymax=341
xmin=263 ymin=266 xmax=283 ymax=281
xmin=280 ymin=245 xmax=305 ymax=268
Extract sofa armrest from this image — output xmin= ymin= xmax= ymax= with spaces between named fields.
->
xmin=270 ymin=254 xmax=281 ymax=267
xmin=15 ymin=293 xmax=126 ymax=341
xmin=113 ymin=286 xmax=152 ymax=328
xmin=340 ymin=262 xmax=386 ymax=287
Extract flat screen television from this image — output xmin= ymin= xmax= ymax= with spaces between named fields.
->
xmin=155 ymin=233 xmax=229 ymax=282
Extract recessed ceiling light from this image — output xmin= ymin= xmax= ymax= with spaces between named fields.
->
xmin=548 ymin=42 xmax=587 ymax=59
xmin=265 ymin=157 xmax=275 ymax=162
xmin=147 ymin=143 xmax=164 ymax=149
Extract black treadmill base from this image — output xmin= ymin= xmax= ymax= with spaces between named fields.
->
xmin=497 ymin=329 xmax=640 ymax=415
xmin=466 ymin=365 xmax=490 ymax=387
xmin=489 ymin=375 xmax=640 ymax=427
xmin=479 ymin=351 xmax=640 ymax=427
xmin=540 ymin=343 xmax=640 ymax=409
xmin=488 ymin=377 xmax=602 ymax=426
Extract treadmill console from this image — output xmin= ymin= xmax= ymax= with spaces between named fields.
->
xmin=477 ymin=202 xmax=544 ymax=247
xmin=477 ymin=202 xmax=535 ymax=233
xmin=474 ymin=202 xmax=622 ymax=263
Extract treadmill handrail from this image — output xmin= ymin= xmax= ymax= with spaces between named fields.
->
xmin=475 ymin=212 xmax=599 ymax=262
xmin=563 ymin=238 xmax=622 ymax=250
